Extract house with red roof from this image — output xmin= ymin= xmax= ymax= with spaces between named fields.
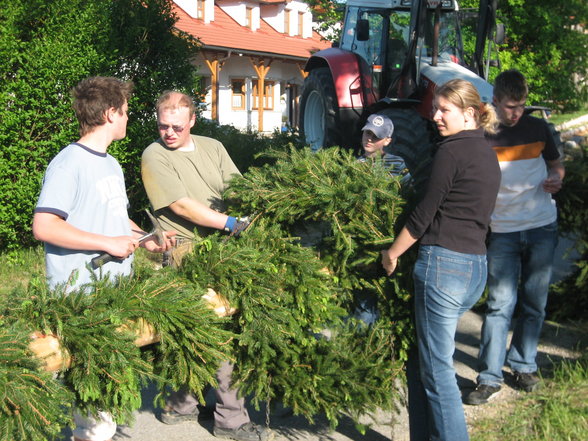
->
xmin=172 ymin=0 xmax=331 ymax=133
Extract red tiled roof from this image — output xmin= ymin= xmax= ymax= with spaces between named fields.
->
xmin=172 ymin=3 xmax=331 ymax=60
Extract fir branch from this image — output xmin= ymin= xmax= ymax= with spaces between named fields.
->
xmin=0 ymin=323 xmax=72 ymax=441
xmin=1 ymin=271 xmax=234 ymax=425
xmin=218 ymin=146 xmax=416 ymax=427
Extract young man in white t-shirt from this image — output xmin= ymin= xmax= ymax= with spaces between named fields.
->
xmin=33 ymin=76 xmax=175 ymax=441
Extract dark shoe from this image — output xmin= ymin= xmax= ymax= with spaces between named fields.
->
xmin=463 ymin=384 xmax=501 ymax=405
xmin=159 ymin=405 xmax=214 ymax=424
xmin=513 ymin=371 xmax=540 ymax=392
xmin=213 ymin=422 xmax=274 ymax=441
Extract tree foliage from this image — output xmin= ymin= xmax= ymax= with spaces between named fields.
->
xmin=0 ymin=148 xmax=416 ymax=434
xmin=215 ymin=147 xmax=415 ymax=426
xmin=0 ymin=269 xmax=233 ymax=433
xmin=304 ymin=0 xmax=588 ymax=111
xmin=0 ymin=323 xmax=73 ymax=441
xmin=548 ymin=146 xmax=588 ymax=320
xmin=491 ymin=0 xmax=588 ymax=111
xmin=306 ymin=0 xmax=346 ymax=42
xmin=0 ymin=0 xmax=200 ymax=252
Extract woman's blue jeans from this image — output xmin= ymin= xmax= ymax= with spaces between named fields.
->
xmin=409 ymin=245 xmax=488 ymax=441
xmin=477 ymin=222 xmax=558 ymax=386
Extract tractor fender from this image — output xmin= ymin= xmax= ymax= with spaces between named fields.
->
xmin=417 ymin=61 xmax=494 ymax=120
xmin=304 ymin=48 xmax=365 ymax=110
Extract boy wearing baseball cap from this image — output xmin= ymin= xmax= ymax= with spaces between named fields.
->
xmin=358 ymin=113 xmax=407 ymax=176
xmin=354 ymin=113 xmax=408 ymax=326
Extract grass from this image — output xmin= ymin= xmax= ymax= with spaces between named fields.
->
xmin=0 ymin=246 xmax=45 ymax=297
xmin=549 ymin=106 xmax=588 ymax=126
xmin=470 ymin=354 xmax=588 ymax=441
xmin=0 ymin=246 xmax=158 ymax=298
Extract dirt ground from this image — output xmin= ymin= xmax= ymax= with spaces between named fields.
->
xmin=58 ymin=309 xmax=584 ymax=441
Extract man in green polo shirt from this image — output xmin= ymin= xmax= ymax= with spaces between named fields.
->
xmin=141 ymin=91 xmax=271 ymax=441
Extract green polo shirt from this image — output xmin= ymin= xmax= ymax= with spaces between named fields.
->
xmin=141 ymin=134 xmax=241 ymax=239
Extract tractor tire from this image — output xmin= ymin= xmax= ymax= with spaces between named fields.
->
xmin=300 ymin=67 xmax=341 ymax=150
xmin=378 ymin=108 xmax=437 ymax=195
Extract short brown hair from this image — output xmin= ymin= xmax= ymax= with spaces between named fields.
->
xmin=71 ymin=76 xmax=133 ymax=136
xmin=156 ymin=91 xmax=196 ymax=118
xmin=493 ymin=69 xmax=528 ymax=102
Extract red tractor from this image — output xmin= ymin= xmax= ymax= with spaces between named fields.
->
xmin=300 ymin=0 xmax=502 ymax=185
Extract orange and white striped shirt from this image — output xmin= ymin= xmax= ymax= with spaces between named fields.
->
xmin=486 ymin=115 xmax=560 ymax=233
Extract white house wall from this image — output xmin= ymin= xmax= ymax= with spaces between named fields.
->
xmin=262 ymin=2 xmax=311 ymax=38
xmin=174 ymin=0 xmax=214 ymax=23
xmin=219 ymin=1 xmax=260 ymax=30
xmin=195 ymin=54 xmax=304 ymax=133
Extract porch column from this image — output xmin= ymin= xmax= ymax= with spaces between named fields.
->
xmin=203 ymin=52 xmax=230 ymax=121
xmin=251 ymin=58 xmax=273 ymax=132
xmin=297 ymin=63 xmax=309 ymax=79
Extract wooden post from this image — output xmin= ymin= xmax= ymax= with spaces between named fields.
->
xmin=203 ymin=52 xmax=230 ymax=121
xmin=297 ymin=63 xmax=309 ymax=79
xmin=204 ymin=58 xmax=220 ymax=121
xmin=251 ymin=58 xmax=272 ymax=132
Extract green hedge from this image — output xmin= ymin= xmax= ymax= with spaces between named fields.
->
xmin=0 ymin=0 xmax=200 ymax=252
xmin=548 ymin=145 xmax=588 ymax=320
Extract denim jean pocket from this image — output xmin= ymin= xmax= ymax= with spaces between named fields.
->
xmin=435 ymin=256 xmax=473 ymax=297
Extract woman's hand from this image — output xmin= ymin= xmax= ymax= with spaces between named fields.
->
xmin=381 ymin=249 xmax=398 ymax=276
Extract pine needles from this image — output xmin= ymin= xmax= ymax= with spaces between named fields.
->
xmin=0 ymin=322 xmax=72 ymax=441
xmin=0 ymin=270 xmax=233 ymax=433
xmin=178 ymin=147 xmax=417 ymax=427
xmin=0 ymin=146 xmax=417 ymax=434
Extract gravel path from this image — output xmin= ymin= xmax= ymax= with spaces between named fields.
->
xmin=59 ymin=308 xmax=583 ymax=441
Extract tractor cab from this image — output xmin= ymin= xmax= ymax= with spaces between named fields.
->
xmin=300 ymin=0 xmax=500 ymax=160
xmin=341 ymin=0 xmax=464 ymax=103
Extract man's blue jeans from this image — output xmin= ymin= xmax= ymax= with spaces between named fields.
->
xmin=410 ymin=245 xmax=487 ymax=441
xmin=477 ymin=222 xmax=558 ymax=386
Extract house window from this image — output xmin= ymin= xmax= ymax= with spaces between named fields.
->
xmin=298 ymin=12 xmax=304 ymax=36
xmin=253 ymin=81 xmax=274 ymax=110
xmin=284 ymin=9 xmax=290 ymax=34
xmin=246 ymin=6 xmax=253 ymax=29
xmin=196 ymin=0 xmax=204 ymax=20
xmin=231 ymin=79 xmax=246 ymax=110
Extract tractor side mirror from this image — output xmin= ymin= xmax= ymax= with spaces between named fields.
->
xmin=494 ymin=23 xmax=505 ymax=44
xmin=357 ymin=18 xmax=369 ymax=41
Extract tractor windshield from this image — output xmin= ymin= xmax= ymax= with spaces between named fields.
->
xmin=340 ymin=6 xmax=411 ymax=99
xmin=340 ymin=5 xmax=463 ymax=100
xmin=420 ymin=9 xmax=464 ymax=64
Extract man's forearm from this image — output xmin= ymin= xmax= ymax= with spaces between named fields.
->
xmin=169 ymin=197 xmax=228 ymax=230
xmin=32 ymin=212 xmax=136 ymax=258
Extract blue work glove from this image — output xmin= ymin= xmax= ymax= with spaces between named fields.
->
xmin=224 ymin=216 xmax=251 ymax=237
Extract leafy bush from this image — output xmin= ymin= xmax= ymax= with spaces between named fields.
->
xmin=0 ymin=0 xmax=200 ymax=252
xmin=548 ymin=145 xmax=588 ymax=320
xmin=194 ymin=119 xmax=306 ymax=172
xmin=0 ymin=0 xmax=305 ymax=255
xmin=488 ymin=0 xmax=588 ymax=111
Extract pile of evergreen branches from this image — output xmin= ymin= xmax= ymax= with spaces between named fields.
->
xmin=0 ymin=321 xmax=72 ymax=441
xmin=177 ymin=147 xmax=416 ymax=427
xmin=0 ymin=270 xmax=233 ymax=437
xmin=0 ymin=146 xmax=417 ymax=436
